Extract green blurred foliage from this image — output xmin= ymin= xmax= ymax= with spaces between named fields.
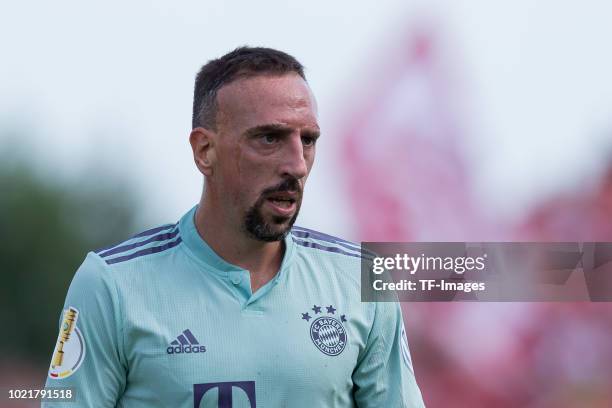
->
xmin=0 ymin=155 xmax=141 ymax=366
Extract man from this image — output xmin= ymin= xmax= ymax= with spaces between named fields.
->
xmin=44 ymin=47 xmax=425 ymax=407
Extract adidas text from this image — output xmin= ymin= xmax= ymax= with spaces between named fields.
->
xmin=167 ymin=344 xmax=207 ymax=354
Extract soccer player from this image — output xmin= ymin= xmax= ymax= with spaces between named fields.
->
xmin=43 ymin=47 xmax=425 ymax=407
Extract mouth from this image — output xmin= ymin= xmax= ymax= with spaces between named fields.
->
xmin=264 ymin=193 xmax=298 ymax=216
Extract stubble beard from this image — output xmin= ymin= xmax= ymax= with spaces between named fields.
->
xmin=243 ymin=178 xmax=302 ymax=242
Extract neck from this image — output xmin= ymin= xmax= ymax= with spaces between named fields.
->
xmin=194 ymin=194 xmax=284 ymax=292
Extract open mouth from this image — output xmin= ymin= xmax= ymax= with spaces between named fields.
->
xmin=264 ymin=192 xmax=298 ymax=215
xmin=267 ymin=197 xmax=296 ymax=208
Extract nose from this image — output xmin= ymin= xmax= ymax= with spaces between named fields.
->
xmin=279 ymin=133 xmax=309 ymax=180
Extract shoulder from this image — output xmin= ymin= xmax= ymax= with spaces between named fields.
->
xmin=289 ymin=226 xmax=365 ymax=260
xmin=93 ymin=222 xmax=182 ymax=267
xmin=289 ymin=226 xmax=374 ymax=286
xmin=288 ymin=226 xmax=380 ymax=288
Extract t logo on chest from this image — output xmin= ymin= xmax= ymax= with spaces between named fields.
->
xmin=193 ymin=381 xmax=256 ymax=408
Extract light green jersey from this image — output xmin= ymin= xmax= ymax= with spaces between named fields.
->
xmin=44 ymin=205 xmax=424 ymax=407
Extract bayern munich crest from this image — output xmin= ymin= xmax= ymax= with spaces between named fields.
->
xmin=301 ymin=304 xmax=347 ymax=356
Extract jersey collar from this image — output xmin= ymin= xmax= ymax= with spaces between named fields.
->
xmin=179 ymin=205 xmax=295 ymax=281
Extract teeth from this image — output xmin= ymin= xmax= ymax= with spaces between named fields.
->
xmin=270 ymin=198 xmax=292 ymax=208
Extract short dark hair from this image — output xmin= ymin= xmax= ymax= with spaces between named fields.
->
xmin=192 ymin=46 xmax=306 ymax=130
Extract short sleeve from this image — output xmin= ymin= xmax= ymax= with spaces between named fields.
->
xmin=352 ymin=301 xmax=425 ymax=407
xmin=43 ymin=252 xmax=126 ymax=407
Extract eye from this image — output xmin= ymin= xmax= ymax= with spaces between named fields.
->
xmin=301 ymin=135 xmax=317 ymax=147
xmin=261 ymin=134 xmax=279 ymax=145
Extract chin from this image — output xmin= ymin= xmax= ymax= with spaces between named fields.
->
xmin=244 ymin=201 xmax=299 ymax=242
xmin=263 ymin=218 xmax=293 ymax=240
xmin=270 ymin=215 xmax=293 ymax=226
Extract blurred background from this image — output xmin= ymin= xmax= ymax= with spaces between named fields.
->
xmin=2 ymin=1 xmax=612 ymax=406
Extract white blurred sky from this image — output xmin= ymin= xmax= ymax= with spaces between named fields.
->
xmin=1 ymin=0 xmax=612 ymax=239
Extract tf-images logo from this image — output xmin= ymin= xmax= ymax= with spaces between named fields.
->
xmin=167 ymin=329 xmax=206 ymax=354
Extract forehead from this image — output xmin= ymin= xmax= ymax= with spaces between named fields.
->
xmin=216 ymin=73 xmax=318 ymax=133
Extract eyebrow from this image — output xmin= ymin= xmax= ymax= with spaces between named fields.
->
xmin=243 ymin=123 xmax=320 ymax=138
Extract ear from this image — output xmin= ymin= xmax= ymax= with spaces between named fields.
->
xmin=189 ymin=127 xmax=217 ymax=177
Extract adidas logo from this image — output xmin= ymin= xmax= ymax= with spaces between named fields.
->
xmin=167 ymin=329 xmax=207 ymax=354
